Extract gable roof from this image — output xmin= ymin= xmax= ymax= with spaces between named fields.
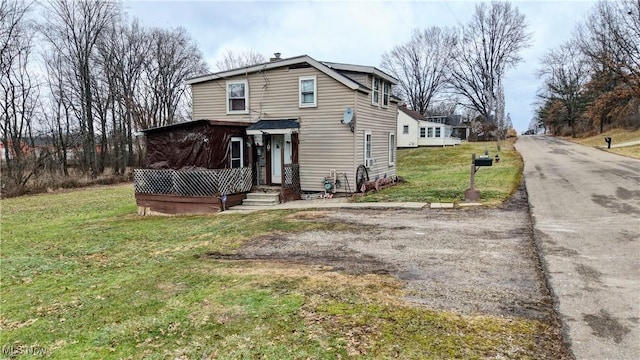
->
xmin=398 ymin=106 xmax=425 ymax=121
xmin=185 ymin=55 xmax=399 ymax=95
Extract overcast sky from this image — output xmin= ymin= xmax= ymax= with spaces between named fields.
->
xmin=124 ymin=0 xmax=598 ymax=132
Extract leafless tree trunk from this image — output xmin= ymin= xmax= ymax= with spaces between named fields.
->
xmin=448 ymin=1 xmax=531 ymax=135
xmin=381 ymin=27 xmax=457 ymax=116
xmin=0 ymin=0 xmax=40 ymax=189
xmin=41 ymin=0 xmax=118 ymax=177
xmin=43 ymin=50 xmax=78 ymax=176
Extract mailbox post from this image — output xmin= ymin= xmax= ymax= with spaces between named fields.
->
xmin=605 ymin=137 xmax=612 ymax=149
xmin=465 ymin=153 xmax=493 ymax=202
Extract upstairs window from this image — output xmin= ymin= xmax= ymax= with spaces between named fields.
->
xmin=227 ymin=80 xmax=248 ymax=114
xmin=372 ymin=77 xmax=380 ymax=105
xmin=403 ymin=125 xmax=409 ymax=134
xmin=299 ymin=76 xmax=317 ymax=107
xmin=383 ymin=82 xmax=390 ymax=107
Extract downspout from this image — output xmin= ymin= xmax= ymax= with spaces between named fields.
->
xmin=353 ymin=90 xmax=358 ymax=190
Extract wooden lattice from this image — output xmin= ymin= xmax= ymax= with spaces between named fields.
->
xmin=134 ymin=168 xmax=252 ymax=196
xmin=281 ymin=164 xmax=301 ymax=202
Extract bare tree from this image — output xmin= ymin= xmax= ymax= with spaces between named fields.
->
xmin=135 ymin=26 xmax=208 ymax=129
xmin=42 ymin=50 xmax=78 ymax=177
xmin=574 ymin=0 xmax=640 ymax=132
xmin=537 ymin=42 xmax=591 ymax=136
xmin=214 ymin=49 xmax=266 ymax=71
xmin=448 ymin=1 xmax=531 ymax=135
xmin=41 ymin=0 xmax=118 ymax=177
xmin=577 ymin=0 xmax=639 ymax=97
xmin=0 ymin=0 xmax=40 ymax=190
xmin=381 ymin=27 xmax=457 ymax=115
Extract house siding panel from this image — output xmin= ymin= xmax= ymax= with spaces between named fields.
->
xmin=354 ymin=91 xmax=397 ymax=181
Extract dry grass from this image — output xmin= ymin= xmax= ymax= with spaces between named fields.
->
xmin=561 ymin=128 xmax=640 ymax=159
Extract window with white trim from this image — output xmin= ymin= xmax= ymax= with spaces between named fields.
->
xmin=226 ymin=80 xmax=248 ymax=114
xmin=364 ymin=131 xmax=372 ymax=166
xmin=403 ymin=125 xmax=409 ymax=134
xmin=372 ymin=77 xmax=380 ymax=105
xmin=299 ymin=75 xmax=317 ymax=107
xmin=427 ymin=128 xmax=434 ymax=138
xmin=383 ymin=82 xmax=390 ymax=107
xmin=420 ymin=127 xmax=426 ymax=138
xmin=230 ymin=137 xmax=243 ymax=168
xmin=388 ymin=133 xmax=396 ymax=165
xmin=435 ymin=127 xmax=441 ymax=138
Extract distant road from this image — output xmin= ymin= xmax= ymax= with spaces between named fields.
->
xmin=516 ymin=135 xmax=640 ymax=360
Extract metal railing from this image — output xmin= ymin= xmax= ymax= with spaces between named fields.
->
xmin=134 ymin=167 xmax=252 ymax=196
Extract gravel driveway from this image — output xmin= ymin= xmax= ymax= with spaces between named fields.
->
xmin=210 ymin=185 xmax=558 ymax=324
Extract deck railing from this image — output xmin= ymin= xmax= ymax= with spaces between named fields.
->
xmin=134 ymin=167 xmax=252 ymax=197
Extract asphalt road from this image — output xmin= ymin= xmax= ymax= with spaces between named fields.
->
xmin=516 ymin=135 xmax=640 ymax=360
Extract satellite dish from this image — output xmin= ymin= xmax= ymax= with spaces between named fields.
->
xmin=342 ymin=107 xmax=354 ymax=124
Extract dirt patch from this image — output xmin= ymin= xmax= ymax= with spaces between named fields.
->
xmin=208 ymin=186 xmax=558 ymax=323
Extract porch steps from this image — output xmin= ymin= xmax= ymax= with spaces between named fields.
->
xmin=240 ymin=192 xmax=281 ymax=207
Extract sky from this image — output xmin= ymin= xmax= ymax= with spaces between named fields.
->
xmin=123 ymin=0 xmax=598 ymax=133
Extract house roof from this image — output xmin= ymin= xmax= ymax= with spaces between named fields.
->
xmin=398 ymin=106 xmax=426 ymax=121
xmin=141 ymin=119 xmax=250 ymax=134
xmin=321 ymin=61 xmax=398 ymax=85
xmin=246 ymin=119 xmax=299 ymax=131
xmin=185 ymin=55 xmax=399 ymax=96
xmin=246 ymin=119 xmax=300 ymax=135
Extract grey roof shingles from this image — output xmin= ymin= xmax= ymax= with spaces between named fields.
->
xmin=246 ymin=119 xmax=300 ymax=131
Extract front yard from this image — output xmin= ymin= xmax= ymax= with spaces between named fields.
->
xmin=1 ymin=181 xmax=569 ymax=359
xmin=357 ymin=139 xmax=522 ymax=204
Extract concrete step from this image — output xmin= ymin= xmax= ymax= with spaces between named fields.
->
xmin=241 ymin=192 xmax=281 ymax=207
xmin=242 ymin=199 xmax=280 ymax=207
xmin=245 ymin=192 xmax=280 ymax=201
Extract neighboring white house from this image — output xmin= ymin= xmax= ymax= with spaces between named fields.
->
xmin=397 ymin=106 xmax=461 ymax=147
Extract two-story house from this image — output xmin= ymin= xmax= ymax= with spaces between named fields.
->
xmin=189 ymin=54 xmax=399 ymax=191
xmin=135 ymin=54 xmax=399 ymax=214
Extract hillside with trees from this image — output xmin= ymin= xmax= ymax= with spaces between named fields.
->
xmin=534 ymin=0 xmax=639 ymax=136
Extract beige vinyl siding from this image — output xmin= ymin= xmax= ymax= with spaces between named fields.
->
xmin=354 ymin=90 xmax=398 ymax=180
xmin=192 ymin=66 xmax=358 ymax=192
xmin=335 ymin=71 xmax=369 ymax=88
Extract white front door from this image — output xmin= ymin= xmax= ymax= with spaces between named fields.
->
xmin=271 ymin=135 xmax=291 ymax=184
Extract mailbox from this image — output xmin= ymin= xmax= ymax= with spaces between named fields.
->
xmin=474 ymin=157 xmax=493 ymax=166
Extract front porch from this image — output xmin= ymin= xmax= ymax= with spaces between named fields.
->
xmin=133 ymin=119 xmax=302 ymax=215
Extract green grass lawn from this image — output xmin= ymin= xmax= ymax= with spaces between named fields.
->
xmin=357 ymin=139 xmax=522 ymax=204
xmin=1 ymin=183 xmax=559 ymax=359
